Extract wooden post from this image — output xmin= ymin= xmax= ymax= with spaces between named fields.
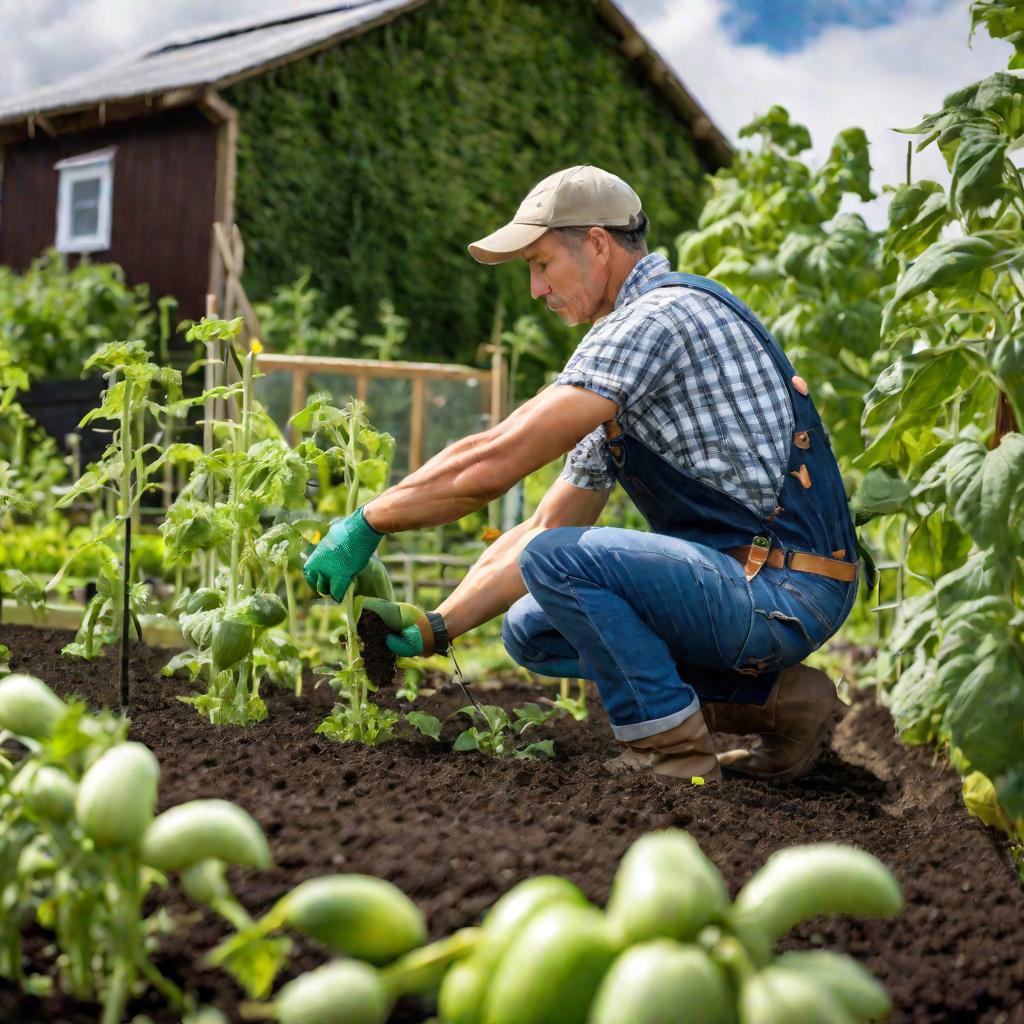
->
xmin=357 ymin=376 xmax=369 ymax=403
xmin=203 ymin=293 xmax=218 ymax=590
xmin=203 ymin=293 xmax=218 ymax=461
xmin=410 ymin=376 xmax=425 ymax=472
xmin=490 ymin=346 xmax=506 ymax=427
xmin=290 ymin=370 xmax=309 ymax=444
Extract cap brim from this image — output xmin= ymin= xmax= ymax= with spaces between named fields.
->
xmin=468 ymin=221 xmax=549 ymax=265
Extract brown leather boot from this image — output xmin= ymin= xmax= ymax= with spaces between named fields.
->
xmin=605 ymin=712 xmax=723 ymax=781
xmin=701 ymin=663 xmax=844 ymax=781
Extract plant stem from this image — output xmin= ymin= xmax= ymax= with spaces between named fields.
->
xmin=119 ymin=374 xmax=134 ymax=714
xmin=120 ymin=516 xmax=131 ymax=714
xmin=345 ymin=404 xmax=364 ymax=736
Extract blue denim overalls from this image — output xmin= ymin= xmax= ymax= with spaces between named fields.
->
xmin=504 ymin=273 xmax=860 ymax=741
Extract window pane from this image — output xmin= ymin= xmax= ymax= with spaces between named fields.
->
xmin=70 ymin=177 xmax=101 ymax=237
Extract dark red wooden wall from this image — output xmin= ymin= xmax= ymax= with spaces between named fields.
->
xmin=0 ymin=106 xmax=219 ymax=319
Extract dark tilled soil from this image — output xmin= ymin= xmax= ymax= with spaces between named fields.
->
xmin=1 ymin=625 xmax=1022 ymax=1024
xmin=358 ymin=609 xmax=399 ymax=689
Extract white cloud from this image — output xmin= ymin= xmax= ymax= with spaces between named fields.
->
xmin=618 ymin=0 xmax=1015 ymax=226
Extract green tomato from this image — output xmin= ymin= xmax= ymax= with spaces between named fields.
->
xmin=76 ymin=742 xmax=159 ymax=848
xmin=279 ymin=874 xmax=426 ymax=965
xmin=141 ymin=799 xmax=271 ymax=873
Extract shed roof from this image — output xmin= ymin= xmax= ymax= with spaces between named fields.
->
xmin=0 ymin=0 xmax=731 ymax=166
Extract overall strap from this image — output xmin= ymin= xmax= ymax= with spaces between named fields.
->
xmin=635 ymin=272 xmax=814 ymax=421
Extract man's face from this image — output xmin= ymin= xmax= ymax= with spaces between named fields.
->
xmin=521 ymin=231 xmax=609 ymax=327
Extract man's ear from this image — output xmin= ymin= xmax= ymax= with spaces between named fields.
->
xmin=588 ymin=226 xmax=612 ymax=265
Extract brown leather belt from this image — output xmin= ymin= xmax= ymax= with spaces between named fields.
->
xmin=728 ymin=545 xmax=858 ymax=583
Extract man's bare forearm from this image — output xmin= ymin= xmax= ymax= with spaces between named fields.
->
xmin=436 ymin=520 xmax=546 ymax=638
xmin=436 ymin=479 xmax=612 ymax=638
xmin=362 ymin=386 xmax=615 ymax=534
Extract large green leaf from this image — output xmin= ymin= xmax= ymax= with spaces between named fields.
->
xmin=819 ymin=127 xmax=874 ymax=203
xmin=906 ymin=511 xmax=972 ymax=580
xmin=949 ymin=433 xmax=1024 ymax=549
xmin=950 ymin=121 xmax=1009 ymax=210
xmin=889 ymin=651 xmax=941 ymax=743
xmin=884 ymin=181 xmax=949 ymax=257
xmin=857 ymin=351 xmax=971 ymax=469
xmin=943 ymin=638 xmax=1024 ymax=818
xmin=882 ymin=235 xmax=999 ymax=331
xmin=850 ymin=467 xmax=912 ymax=524
xmin=992 ymin=334 xmax=1024 ymax=426
xmin=934 ymin=549 xmax=1001 ymax=616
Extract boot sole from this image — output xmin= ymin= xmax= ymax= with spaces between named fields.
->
xmin=720 ymin=700 xmax=847 ymax=783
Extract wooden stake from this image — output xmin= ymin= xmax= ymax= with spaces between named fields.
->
xmin=410 ymin=377 xmax=425 ymax=472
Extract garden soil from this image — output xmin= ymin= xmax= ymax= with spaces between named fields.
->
xmin=358 ymin=609 xmax=399 ymax=689
xmin=1 ymin=625 xmax=1022 ymax=1024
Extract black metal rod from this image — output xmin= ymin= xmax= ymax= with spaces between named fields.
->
xmin=120 ymin=515 xmax=131 ymax=714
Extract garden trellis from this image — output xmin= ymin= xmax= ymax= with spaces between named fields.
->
xmin=255 ymin=350 xmax=506 ymax=474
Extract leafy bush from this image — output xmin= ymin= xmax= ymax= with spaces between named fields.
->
xmin=0 ymin=250 xmax=158 ymax=380
xmin=854 ymin=3 xmax=1024 ymax=826
xmin=227 ymin=0 xmax=709 ymax=368
xmin=254 ymin=271 xmax=412 ymax=361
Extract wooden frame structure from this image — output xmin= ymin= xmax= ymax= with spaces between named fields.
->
xmin=257 ymin=350 xmax=507 ymax=473
xmin=206 ymin=220 xmax=508 ymax=474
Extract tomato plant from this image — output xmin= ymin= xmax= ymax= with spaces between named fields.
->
xmin=44 ymin=342 xmax=182 ymax=712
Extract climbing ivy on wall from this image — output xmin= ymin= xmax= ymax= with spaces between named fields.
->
xmin=226 ymin=0 xmax=711 ymax=365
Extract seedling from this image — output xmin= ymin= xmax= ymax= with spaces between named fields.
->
xmin=452 ymin=702 xmax=558 ymax=760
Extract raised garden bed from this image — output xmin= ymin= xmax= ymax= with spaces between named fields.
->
xmin=1 ymin=624 xmax=1022 ymax=1023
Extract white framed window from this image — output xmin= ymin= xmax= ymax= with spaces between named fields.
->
xmin=54 ymin=147 xmax=116 ymax=253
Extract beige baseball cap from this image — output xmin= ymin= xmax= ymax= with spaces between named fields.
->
xmin=468 ymin=164 xmax=643 ymax=265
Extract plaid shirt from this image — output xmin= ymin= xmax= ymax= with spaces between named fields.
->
xmin=557 ymin=253 xmax=794 ymax=516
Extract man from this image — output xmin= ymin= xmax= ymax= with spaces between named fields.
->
xmin=304 ymin=165 xmax=859 ymax=782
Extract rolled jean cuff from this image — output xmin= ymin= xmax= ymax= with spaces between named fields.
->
xmin=610 ymin=700 xmax=701 ymax=742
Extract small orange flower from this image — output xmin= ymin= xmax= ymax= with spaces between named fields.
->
xmin=482 ymin=526 xmax=502 ymax=542
xmin=312 ymin=530 xmax=321 ymax=544
xmin=249 ymin=337 xmax=264 ymax=355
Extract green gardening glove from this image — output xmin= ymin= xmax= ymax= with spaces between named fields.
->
xmin=304 ymin=507 xmax=383 ymax=602
xmin=360 ymin=597 xmax=430 ymax=657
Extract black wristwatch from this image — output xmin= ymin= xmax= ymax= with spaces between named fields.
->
xmin=425 ymin=611 xmax=451 ymax=656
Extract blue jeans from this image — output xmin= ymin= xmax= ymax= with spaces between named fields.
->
xmin=504 ymin=527 xmax=856 ymax=741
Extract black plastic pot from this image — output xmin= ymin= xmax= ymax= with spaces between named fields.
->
xmin=20 ymin=376 xmax=111 ymax=465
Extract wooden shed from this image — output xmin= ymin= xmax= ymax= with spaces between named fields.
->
xmin=0 ymin=0 xmax=731 ymax=332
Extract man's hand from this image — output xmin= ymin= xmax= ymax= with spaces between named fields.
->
xmin=360 ymin=598 xmax=435 ymax=657
xmin=304 ymin=507 xmax=383 ymax=601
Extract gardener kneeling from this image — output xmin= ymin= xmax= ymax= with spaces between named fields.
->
xmin=303 ymin=165 xmax=859 ymax=783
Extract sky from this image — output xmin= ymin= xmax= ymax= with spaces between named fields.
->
xmin=0 ymin=0 xmax=1015 ymax=228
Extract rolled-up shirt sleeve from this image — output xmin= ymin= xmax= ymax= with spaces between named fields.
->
xmin=560 ymin=426 xmax=614 ymax=491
